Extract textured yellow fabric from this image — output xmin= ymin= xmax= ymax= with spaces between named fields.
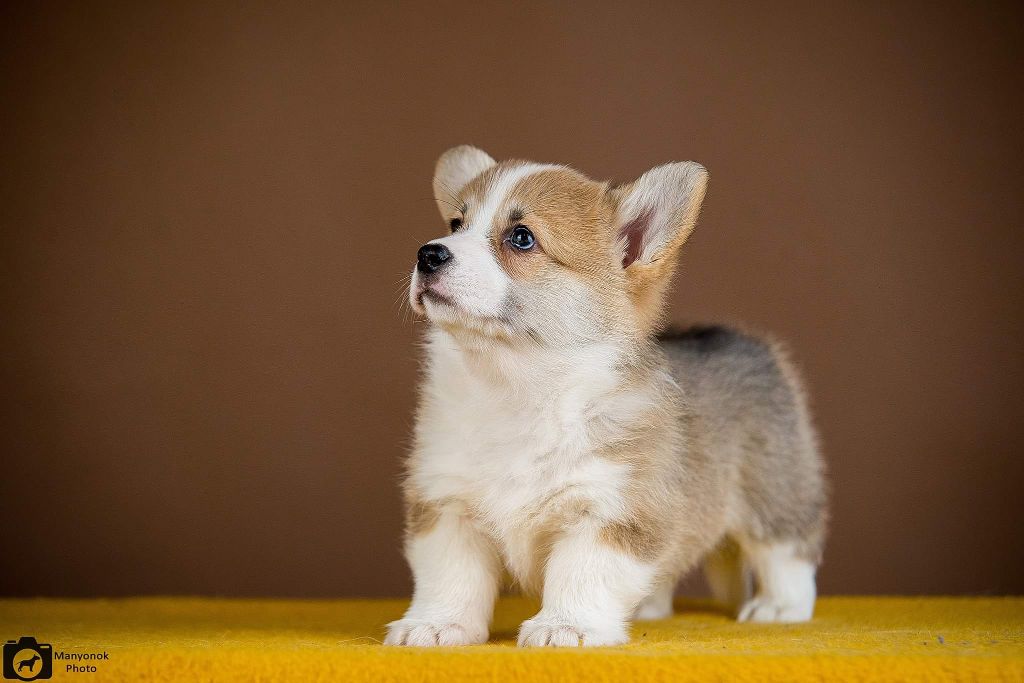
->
xmin=1 ymin=596 xmax=1021 ymax=682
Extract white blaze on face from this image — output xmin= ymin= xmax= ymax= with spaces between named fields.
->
xmin=412 ymin=162 xmax=555 ymax=322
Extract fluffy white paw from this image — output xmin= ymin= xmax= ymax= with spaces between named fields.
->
xmin=384 ymin=619 xmax=486 ymax=646
xmin=634 ymin=599 xmax=673 ymax=620
xmin=737 ymin=596 xmax=813 ymax=623
xmin=634 ymin=584 xmax=675 ymax=621
xmin=634 ymin=602 xmax=672 ymax=621
xmin=517 ymin=615 xmax=627 ymax=647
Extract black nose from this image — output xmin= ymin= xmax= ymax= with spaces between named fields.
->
xmin=417 ymin=243 xmax=452 ymax=274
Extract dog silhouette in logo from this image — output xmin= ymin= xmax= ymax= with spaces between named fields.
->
xmin=17 ymin=654 xmax=40 ymax=673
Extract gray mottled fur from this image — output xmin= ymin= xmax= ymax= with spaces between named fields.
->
xmin=661 ymin=325 xmax=828 ymax=567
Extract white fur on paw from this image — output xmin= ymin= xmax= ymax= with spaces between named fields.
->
xmin=634 ymin=600 xmax=673 ymax=621
xmin=737 ymin=596 xmax=813 ymax=623
xmin=384 ymin=619 xmax=485 ymax=646
xmin=517 ymin=616 xmax=627 ymax=648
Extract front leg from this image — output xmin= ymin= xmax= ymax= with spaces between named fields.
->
xmin=518 ymin=517 xmax=658 ymax=647
xmin=385 ymin=504 xmax=500 ymax=646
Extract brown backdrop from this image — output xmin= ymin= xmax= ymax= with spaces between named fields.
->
xmin=2 ymin=1 xmax=1022 ymax=598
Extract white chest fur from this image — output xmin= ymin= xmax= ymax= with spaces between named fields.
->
xmin=408 ymin=330 xmax=650 ymax=586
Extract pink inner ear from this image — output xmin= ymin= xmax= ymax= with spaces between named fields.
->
xmin=620 ymin=209 xmax=652 ymax=268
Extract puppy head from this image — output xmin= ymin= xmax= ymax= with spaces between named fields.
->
xmin=409 ymin=145 xmax=708 ymax=345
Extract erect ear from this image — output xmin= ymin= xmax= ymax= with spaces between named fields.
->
xmin=612 ymin=162 xmax=708 ymax=269
xmin=609 ymin=162 xmax=708 ymax=330
xmin=432 ymin=145 xmax=496 ymax=219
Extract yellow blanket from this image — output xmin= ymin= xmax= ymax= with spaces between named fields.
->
xmin=1 ymin=596 xmax=1021 ymax=682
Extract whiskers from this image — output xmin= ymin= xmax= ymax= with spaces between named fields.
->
xmin=392 ymin=269 xmax=419 ymax=325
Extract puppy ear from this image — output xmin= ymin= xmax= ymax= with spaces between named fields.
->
xmin=609 ymin=162 xmax=708 ymax=331
xmin=432 ymin=145 xmax=496 ymax=219
xmin=611 ymin=162 xmax=708 ymax=269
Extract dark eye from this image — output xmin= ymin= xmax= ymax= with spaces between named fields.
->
xmin=449 ymin=217 xmax=462 ymax=233
xmin=507 ymin=225 xmax=535 ymax=250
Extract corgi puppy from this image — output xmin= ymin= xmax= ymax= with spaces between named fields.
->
xmin=386 ymin=146 xmax=827 ymax=648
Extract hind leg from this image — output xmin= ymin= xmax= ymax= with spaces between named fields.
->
xmin=634 ymin=580 xmax=676 ymax=620
xmin=736 ymin=540 xmax=816 ymax=623
xmin=702 ymin=537 xmax=752 ymax=614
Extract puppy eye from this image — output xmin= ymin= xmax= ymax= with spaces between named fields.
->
xmin=449 ymin=217 xmax=462 ymax=233
xmin=507 ymin=225 xmax=535 ymax=250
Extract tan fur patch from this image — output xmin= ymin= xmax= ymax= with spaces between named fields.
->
xmin=454 ymin=164 xmax=621 ymax=284
xmin=405 ymin=495 xmax=442 ymax=537
xmin=502 ymin=168 xmax=615 ymax=275
xmin=599 ymin=520 xmax=665 ymax=562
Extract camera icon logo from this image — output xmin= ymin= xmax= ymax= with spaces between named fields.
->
xmin=2 ymin=637 xmax=52 ymax=681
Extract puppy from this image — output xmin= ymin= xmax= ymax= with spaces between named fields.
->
xmin=386 ymin=146 xmax=827 ymax=648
